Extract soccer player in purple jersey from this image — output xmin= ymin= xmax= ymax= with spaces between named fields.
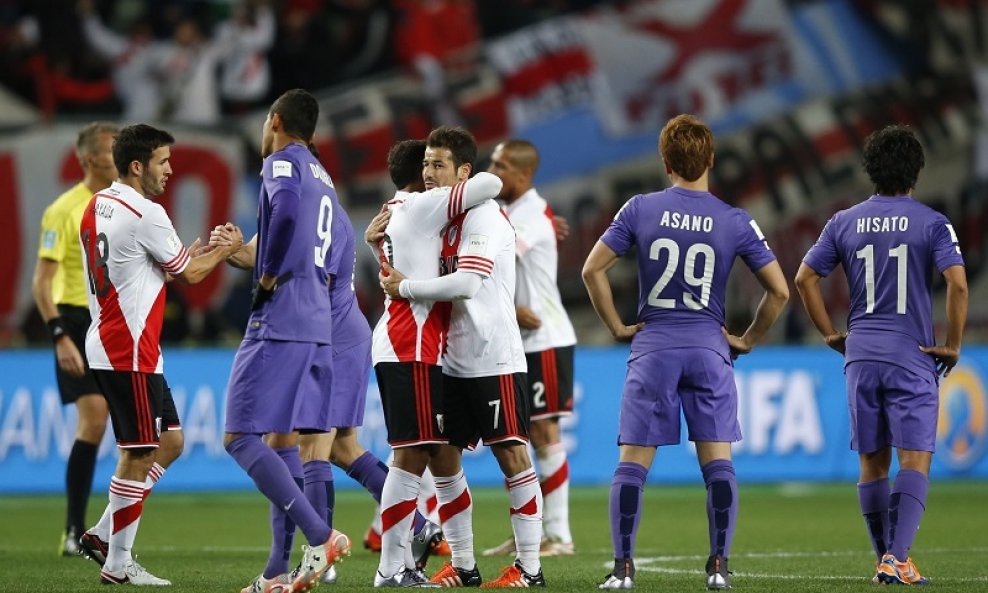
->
xmin=795 ymin=125 xmax=967 ymax=586
xmin=218 ymin=141 xmax=448 ymax=587
xmin=582 ymin=114 xmax=789 ymax=590
xmin=222 ymin=89 xmax=350 ymax=593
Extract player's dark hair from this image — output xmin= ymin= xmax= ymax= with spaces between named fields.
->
xmin=387 ymin=139 xmax=426 ymax=189
xmin=270 ymin=89 xmax=319 ymax=143
xmin=112 ymin=124 xmax=174 ymax=178
xmin=862 ymin=125 xmax=925 ymax=196
xmin=659 ymin=114 xmax=714 ymax=182
xmin=426 ymin=126 xmax=477 ymax=169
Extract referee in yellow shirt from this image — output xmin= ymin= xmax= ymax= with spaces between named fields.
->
xmin=31 ymin=122 xmax=119 ymax=557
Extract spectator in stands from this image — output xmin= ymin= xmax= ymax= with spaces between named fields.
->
xmin=82 ymin=1 xmax=275 ymax=125
xmin=79 ymin=0 xmax=160 ymax=121
xmin=269 ymin=0 xmax=337 ymax=96
xmin=392 ymin=0 xmax=481 ymax=125
xmin=215 ymin=0 xmax=275 ymax=113
xmin=326 ymin=0 xmax=393 ymax=82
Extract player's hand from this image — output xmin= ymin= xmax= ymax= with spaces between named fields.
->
xmin=824 ymin=331 xmax=847 ymax=355
xmin=612 ymin=322 xmax=644 ymax=343
xmin=516 ymin=306 xmax=542 ymax=330
xmin=722 ymin=327 xmax=752 ymax=359
xmin=553 ymin=214 xmax=570 ymax=242
xmin=221 ymin=223 xmax=244 ymax=255
xmin=920 ymin=344 xmax=960 ymax=377
xmin=55 ymin=337 xmax=86 ymax=377
xmin=379 ymin=262 xmax=406 ymax=299
xmin=210 ymin=223 xmax=243 ymax=250
xmin=208 ymin=224 xmax=226 ymax=247
xmin=188 ymin=238 xmax=215 ymax=258
xmin=365 ymin=208 xmax=391 ymax=244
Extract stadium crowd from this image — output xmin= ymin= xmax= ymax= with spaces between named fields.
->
xmin=0 ymin=0 xmax=606 ymax=121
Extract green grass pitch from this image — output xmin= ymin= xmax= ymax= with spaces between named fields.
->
xmin=2 ymin=482 xmax=986 ymax=592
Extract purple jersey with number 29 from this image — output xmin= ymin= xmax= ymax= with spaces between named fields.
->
xmin=600 ymin=186 xmax=776 ymax=362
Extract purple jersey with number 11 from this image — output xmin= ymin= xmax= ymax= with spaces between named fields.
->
xmin=802 ymin=195 xmax=964 ymax=376
xmin=601 ymin=187 xmax=776 ymax=361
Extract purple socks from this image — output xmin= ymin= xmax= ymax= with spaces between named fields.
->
xmin=262 ymin=447 xmax=304 ymax=579
xmin=225 ymin=436 xmax=329 ymax=550
xmin=888 ymin=470 xmax=928 ymax=560
xmin=609 ymin=462 xmax=647 ymax=560
xmin=304 ymin=460 xmax=335 ymax=530
xmin=346 ymin=451 xmax=428 ymax=533
xmin=345 ymin=451 xmax=388 ymax=502
xmin=857 ymin=477 xmax=890 ymax=560
xmin=701 ymin=459 xmax=737 ymax=559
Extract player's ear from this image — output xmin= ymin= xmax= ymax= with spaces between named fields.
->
xmin=458 ymin=162 xmax=472 ymax=181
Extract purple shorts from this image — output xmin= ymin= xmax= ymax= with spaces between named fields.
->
xmin=225 ymin=339 xmax=333 ymax=434
xmin=845 ymin=361 xmax=939 ymax=453
xmin=619 ymin=348 xmax=741 ymax=447
xmin=328 ymin=337 xmax=371 ymax=428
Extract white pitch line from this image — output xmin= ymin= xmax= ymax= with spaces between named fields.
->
xmin=601 ymin=553 xmax=988 ymax=583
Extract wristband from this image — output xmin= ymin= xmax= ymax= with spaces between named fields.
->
xmin=47 ymin=317 xmax=68 ymax=342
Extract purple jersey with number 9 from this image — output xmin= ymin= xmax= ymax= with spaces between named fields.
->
xmin=248 ymin=142 xmax=337 ymax=344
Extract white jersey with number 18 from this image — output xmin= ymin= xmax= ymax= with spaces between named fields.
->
xmin=81 ymin=181 xmax=189 ymax=374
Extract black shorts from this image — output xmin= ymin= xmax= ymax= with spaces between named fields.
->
xmin=92 ymin=370 xmax=181 ymax=448
xmin=375 ymin=361 xmax=447 ymax=448
xmin=442 ymin=372 xmax=529 ymax=450
xmin=526 ymin=345 xmax=575 ymax=420
xmin=55 ymin=305 xmax=100 ymax=404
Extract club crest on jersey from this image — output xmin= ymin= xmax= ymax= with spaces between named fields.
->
xmin=446 ymin=224 xmax=458 ymax=246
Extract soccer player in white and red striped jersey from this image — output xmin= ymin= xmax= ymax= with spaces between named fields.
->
xmin=80 ymin=124 xmax=241 ymax=585
xmin=368 ymin=135 xmax=503 ymax=587
xmin=485 ymin=139 xmax=578 ymax=558
xmin=381 ymin=127 xmax=545 ymax=588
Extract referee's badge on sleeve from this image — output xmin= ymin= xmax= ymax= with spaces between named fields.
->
xmin=42 ymin=230 xmax=57 ymax=250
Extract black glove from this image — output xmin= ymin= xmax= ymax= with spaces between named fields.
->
xmin=251 ymin=284 xmax=275 ymax=311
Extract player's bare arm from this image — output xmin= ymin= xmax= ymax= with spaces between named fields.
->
xmin=31 ymin=257 xmax=86 ymax=377
xmin=725 ymin=260 xmax=789 ymax=358
xmin=175 ymin=227 xmax=243 ymax=284
xmin=920 ymin=264 xmax=968 ymax=377
xmin=582 ymin=240 xmax=644 ymax=342
xmin=794 ymin=262 xmax=846 ymax=354
xmin=212 ymin=226 xmax=254 ymax=269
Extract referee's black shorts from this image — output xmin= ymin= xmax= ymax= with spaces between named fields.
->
xmin=54 ymin=304 xmax=100 ymax=404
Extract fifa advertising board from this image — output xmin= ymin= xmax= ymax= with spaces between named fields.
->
xmin=0 ymin=347 xmax=986 ymax=492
